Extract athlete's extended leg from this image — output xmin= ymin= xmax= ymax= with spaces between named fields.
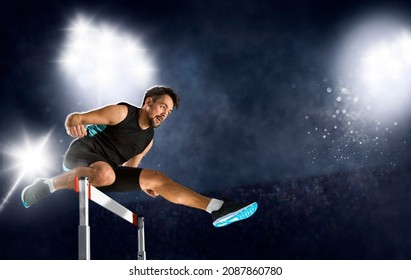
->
xmin=21 ymin=161 xmax=115 ymax=208
xmin=139 ymin=169 xmax=211 ymax=210
xmin=139 ymin=169 xmax=258 ymax=227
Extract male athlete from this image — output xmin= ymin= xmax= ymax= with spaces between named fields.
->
xmin=21 ymin=86 xmax=258 ymax=227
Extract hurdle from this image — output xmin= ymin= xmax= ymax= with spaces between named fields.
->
xmin=74 ymin=176 xmax=146 ymax=260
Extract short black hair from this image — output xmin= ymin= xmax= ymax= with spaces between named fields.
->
xmin=142 ymin=86 xmax=180 ymax=109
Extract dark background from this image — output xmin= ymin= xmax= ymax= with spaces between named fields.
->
xmin=1 ymin=0 xmax=411 ymax=260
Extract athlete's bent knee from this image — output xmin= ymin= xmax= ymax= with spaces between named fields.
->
xmin=89 ymin=164 xmax=115 ymax=186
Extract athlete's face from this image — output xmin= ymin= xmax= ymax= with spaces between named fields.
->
xmin=146 ymin=95 xmax=174 ymax=128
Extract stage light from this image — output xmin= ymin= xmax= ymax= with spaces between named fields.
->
xmin=8 ymin=134 xmax=52 ymax=176
xmin=0 ymin=132 xmax=55 ymax=212
xmin=335 ymin=12 xmax=411 ymax=121
xmin=361 ymin=31 xmax=411 ymax=95
xmin=58 ymin=14 xmax=156 ymax=106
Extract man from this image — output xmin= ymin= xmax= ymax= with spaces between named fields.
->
xmin=21 ymin=86 xmax=258 ymax=227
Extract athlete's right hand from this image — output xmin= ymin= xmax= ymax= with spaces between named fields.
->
xmin=66 ymin=124 xmax=87 ymax=138
xmin=65 ymin=113 xmax=87 ymax=138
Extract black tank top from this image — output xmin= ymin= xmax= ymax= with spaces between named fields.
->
xmin=79 ymin=102 xmax=154 ymax=166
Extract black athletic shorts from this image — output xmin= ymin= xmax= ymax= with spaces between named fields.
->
xmin=63 ymin=140 xmax=142 ymax=192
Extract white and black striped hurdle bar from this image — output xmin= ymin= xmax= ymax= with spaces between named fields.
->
xmin=74 ymin=176 xmax=146 ymax=260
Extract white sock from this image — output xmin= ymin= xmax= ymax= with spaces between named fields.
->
xmin=45 ymin=179 xmax=56 ymax=193
xmin=206 ymin=198 xmax=224 ymax=213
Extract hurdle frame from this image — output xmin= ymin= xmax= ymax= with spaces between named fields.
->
xmin=75 ymin=177 xmax=146 ymax=260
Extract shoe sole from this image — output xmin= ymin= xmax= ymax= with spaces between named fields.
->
xmin=213 ymin=202 xmax=258 ymax=227
xmin=21 ymin=185 xmax=30 ymax=208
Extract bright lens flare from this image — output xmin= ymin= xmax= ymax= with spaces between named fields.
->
xmin=336 ymin=12 xmax=411 ymax=121
xmin=7 ymin=133 xmax=53 ymax=176
xmin=57 ymin=14 xmax=155 ymax=105
xmin=0 ymin=132 xmax=54 ymax=212
xmin=361 ymin=31 xmax=411 ymax=89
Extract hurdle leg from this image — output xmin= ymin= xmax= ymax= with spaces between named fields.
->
xmin=75 ymin=176 xmax=146 ymax=260
xmin=137 ymin=216 xmax=146 ymax=260
xmin=78 ymin=177 xmax=90 ymax=260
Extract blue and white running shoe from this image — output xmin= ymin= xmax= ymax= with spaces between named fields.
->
xmin=212 ymin=201 xmax=258 ymax=227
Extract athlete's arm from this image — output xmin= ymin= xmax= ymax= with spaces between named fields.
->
xmin=122 ymin=140 xmax=153 ymax=167
xmin=65 ymin=104 xmax=128 ymax=138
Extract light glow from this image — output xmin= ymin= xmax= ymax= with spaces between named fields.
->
xmin=335 ymin=12 xmax=411 ymax=121
xmin=58 ymin=14 xmax=156 ymax=106
xmin=0 ymin=132 xmax=54 ymax=212
xmin=361 ymin=32 xmax=411 ymax=89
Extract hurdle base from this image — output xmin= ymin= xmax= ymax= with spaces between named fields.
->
xmin=78 ymin=225 xmax=90 ymax=260
xmin=137 ymin=216 xmax=146 ymax=260
xmin=138 ymin=251 xmax=146 ymax=260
